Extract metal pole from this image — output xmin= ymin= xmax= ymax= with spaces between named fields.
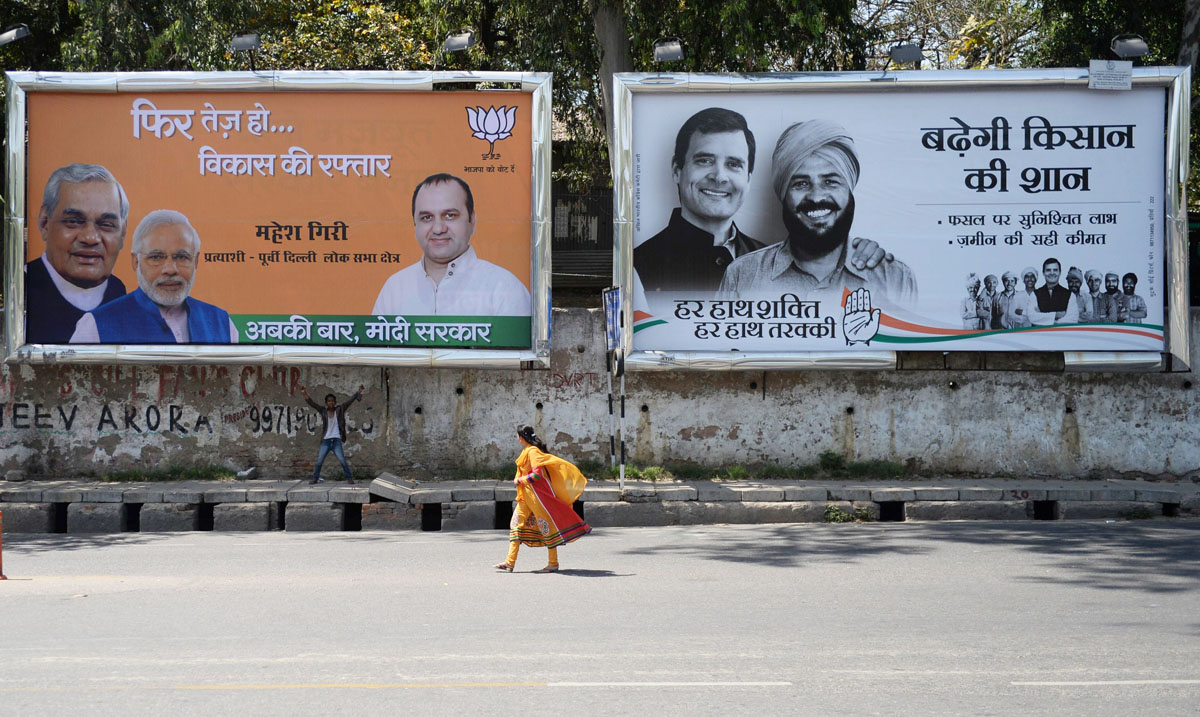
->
xmin=618 ymin=352 xmax=626 ymax=492
xmin=606 ymin=350 xmax=616 ymax=468
xmin=0 ymin=510 xmax=7 ymax=580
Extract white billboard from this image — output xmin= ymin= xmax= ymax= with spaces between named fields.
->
xmin=613 ymin=68 xmax=1191 ymax=370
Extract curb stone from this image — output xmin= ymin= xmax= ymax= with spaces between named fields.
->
xmin=3 ymin=477 xmax=1199 ymax=534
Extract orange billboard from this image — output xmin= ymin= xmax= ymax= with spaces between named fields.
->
xmin=6 ymin=72 xmax=551 ymax=364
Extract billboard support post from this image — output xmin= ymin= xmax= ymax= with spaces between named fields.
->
xmin=618 ymin=350 xmax=626 ymax=493
xmin=0 ymin=510 xmax=7 ymax=580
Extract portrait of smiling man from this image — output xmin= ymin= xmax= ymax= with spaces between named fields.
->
xmin=1084 ymin=269 xmax=1117 ymax=323
xmin=70 ymin=210 xmax=237 ymax=344
xmin=1034 ymin=257 xmax=1071 ymax=320
xmin=1117 ymin=272 xmax=1148 ymax=324
xmin=25 ymin=163 xmax=130 ymax=344
xmin=718 ymin=119 xmax=917 ymax=308
xmin=635 ymin=109 xmax=892 ymax=303
xmin=634 ymin=107 xmax=766 ymax=296
xmin=372 ymin=173 xmax=530 ymax=317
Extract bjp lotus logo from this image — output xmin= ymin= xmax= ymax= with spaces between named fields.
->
xmin=466 ymin=105 xmax=517 ymax=159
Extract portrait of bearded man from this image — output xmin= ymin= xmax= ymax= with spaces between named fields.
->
xmin=718 ymin=119 xmax=917 ymax=308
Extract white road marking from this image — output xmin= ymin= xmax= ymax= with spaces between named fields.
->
xmin=1012 ymin=680 xmax=1200 ymax=687
xmin=549 ymin=681 xmax=792 ymax=687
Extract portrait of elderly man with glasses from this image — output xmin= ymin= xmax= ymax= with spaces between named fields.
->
xmin=26 ymin=163 xmax=130 ymax=344
xmin=70 ymin=209 xmax=238 ymax=344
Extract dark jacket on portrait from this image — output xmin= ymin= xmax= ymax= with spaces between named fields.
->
xmin=25 ymin=258 xmax=126 ymax=344
xmin=634 ymin=208 xmax=765 ymax=294
xmin=1035 ymin=284 xmax=1071 ymax=313
xmin=89 ymin=288 xmax=231 ymax=344
xmin=305 ymin=390 xmax=362 ymax=442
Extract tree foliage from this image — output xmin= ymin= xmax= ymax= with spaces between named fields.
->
xmin=623 ymin=0 xmax=868 ymax=72
xmin=254 ymin=1 xmax=435 ymax=70
xmin=1032 ymin=0 xmax=1197 ymax=208
xmin=0 ymin=0 xmax=261 ymax=72
xmin=855 ymin=0 xmax=1038 ymax=69
xmin=1029 ymin=0 xmax=1181 ymax=68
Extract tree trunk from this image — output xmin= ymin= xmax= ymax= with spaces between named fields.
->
xmin=1182 ymin=0 xmax=1199 ymax=110
xmin=1181 ymin=0 xmax=1200 ymax=69
xmin=479 ymin=1 xmax=499 ymax=56
xmin=1180 ymin=0 xmax=1200 ymax=68
xmin=592 ymin=0 xmax=633 ymax=157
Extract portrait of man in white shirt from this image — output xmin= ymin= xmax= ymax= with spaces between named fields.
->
xmin=372 ymin=173 xmax=531 ymax=317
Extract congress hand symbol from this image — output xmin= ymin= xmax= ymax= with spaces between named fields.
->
xmin=843 ymin=288 xmax=881 ymax=346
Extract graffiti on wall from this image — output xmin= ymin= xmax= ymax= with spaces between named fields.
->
xmin=0 ymin=364 xmax=373 ymax=439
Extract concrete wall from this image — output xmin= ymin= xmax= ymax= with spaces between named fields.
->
xmin=2 ymin=308 xmax=1198 ymax=480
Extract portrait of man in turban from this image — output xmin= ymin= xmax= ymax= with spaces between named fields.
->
xmin=634 ymin=108 xmax=892 ymax=301
xmin=718 ymin=119 xmax=918 ymax=309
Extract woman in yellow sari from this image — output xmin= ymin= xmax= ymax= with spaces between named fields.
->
xmin=494 ymin=425 xmax=591 ymax=573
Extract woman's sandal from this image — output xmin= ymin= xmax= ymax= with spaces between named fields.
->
xmin=533 ymin=565 xmax=559 ymax=574
xmin=494 ymin=562 xmax=514 ymax=572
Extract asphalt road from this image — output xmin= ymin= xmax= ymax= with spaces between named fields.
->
xmin=2 ymin=521 xmax=1199 ymax=716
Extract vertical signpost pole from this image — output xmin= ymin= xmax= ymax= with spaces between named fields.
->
xmin=603 ymin=288 xmax=617 ymax=469
xmin=603 ymin=288 xmax=625 ymax=490
xmin=0 ymin=510 xmax=7 ymax=580
xmin=618 ymin=348 xmax=626 ymax=493
xmin=606 ymin=350 xmax=616 ymax=469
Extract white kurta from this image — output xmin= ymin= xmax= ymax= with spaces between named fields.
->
xmin=371 ymin=246 xmax=531 ymax=317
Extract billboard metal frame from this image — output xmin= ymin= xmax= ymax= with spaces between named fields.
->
xmin=4 ymin=70 xmax=553 ymax=368
xmin=612 ymin=67 xmax=1191 ymax=372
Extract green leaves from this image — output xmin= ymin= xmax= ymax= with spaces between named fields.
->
xmin=262 ymin=1 xmax=435 ymax=70
xmin=856 ymin=0 xmax=1037 ymax=70
xmin=1030 ymin=0 xmax=1181 ymax=68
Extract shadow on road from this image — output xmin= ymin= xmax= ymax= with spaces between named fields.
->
xmin=7 ymin=521 xmax=1199 ymax=595
xmin=3 ymin=527 xmax=505 ymax=552
xmin=619 ymin=521 xmax=1200 ymax=594
xmin=4 ymin=533 xmax=169 ymax=554
xmin=546 ymin=568 xmax=628 ymax=578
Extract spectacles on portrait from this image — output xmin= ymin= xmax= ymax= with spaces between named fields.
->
xmin=141 ymin=251 xmax=195 ymax=268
